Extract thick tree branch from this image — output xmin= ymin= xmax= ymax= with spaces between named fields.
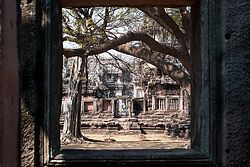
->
xmin=63 ymin=31 xmax=190 ymax=70
xmin=115 ymin=45 xmax=190 ymax=91
xmin=63 ymin=49 xmax=87 ymax=58
xmin=78 ymin=8 xmax=91 ymax=19
xmin=139 ymin=6 xmax=189 ymax=54
xmin=138 ymin=7 xmax=174 ymax=36
xmin=102 ymin=7 xmax=109 ymax=29
xmin=179 ymin=7 xmax=191 ymax=47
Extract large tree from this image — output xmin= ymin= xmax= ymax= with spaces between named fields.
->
xmin=61 ymin=6 xmax=191 ymax=142
xmin=63 ymin=7 xmax=191 ymax=88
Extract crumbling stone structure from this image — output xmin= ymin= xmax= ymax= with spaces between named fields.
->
xmin=0 ymin=0 xmax=250 ymax=166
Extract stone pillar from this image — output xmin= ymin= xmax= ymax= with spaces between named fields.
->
xmin=183 ymin=91 xmax=188 ymax=115
xmin=97 ymin=99 xmax=103 ymax=112
xmin=179 ymin=90 xmax=183 ymax=113
xmin=152 ymin=95 xmax=155 ymax=111
xmin=93 ymin=99 xmax=97 ymax=113
xmin=161 ymin=99 xmax=163 ymax=110
xmin=111 ymin=98 xmax=116 ymax=117
xmin=159 ymin=99 xmax=161 ymax=110
xmin=127 ymin=99 xmax=132 ymax=117
xmin=19 ymin=1 xmax=44 ymax=166
xmin=131 ymin=98 xmax=134 ymax=117
xmin=143 ymin=96 xmax=146 ymax=114
xmin=107 ymin=100 xmax=112 ymax=112
xmin=169 ymin=99 xmax=172 ymax=110
xmin=173 ymin=99 xmax=176 ymax=110
xmin=81 ymin=99 xmax=85 ymax=114
xmin=165 ymin=96 xmax=168 ymax=112
xmin=162 ymin=99 xmax=165 ymax=110
xmin=133 ymin=86 xmax=137 ymax=98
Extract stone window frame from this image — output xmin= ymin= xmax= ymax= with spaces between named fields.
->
xmin=42 ymin=0 xmax=220 ymax=166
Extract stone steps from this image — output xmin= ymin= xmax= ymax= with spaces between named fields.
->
xmin=60 ymin=110 xmax=190 ymax=138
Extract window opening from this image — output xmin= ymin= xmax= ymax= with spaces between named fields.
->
xmin=60 ymin=6 xmax=192 ymax=150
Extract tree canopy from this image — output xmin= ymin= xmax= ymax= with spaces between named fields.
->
xmin=62 ymin=6 xmax=191 ymax=92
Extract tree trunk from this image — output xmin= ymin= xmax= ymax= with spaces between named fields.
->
xmin=61 ymin=57 xmax=85 ymax=144
xmin=70 ymin=79 xmax=82 ymax=137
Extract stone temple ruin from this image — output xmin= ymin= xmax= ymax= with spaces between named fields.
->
xmin=61 ymin=56 xmax=191 ymax=139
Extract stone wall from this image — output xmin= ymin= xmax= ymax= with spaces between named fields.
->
xmin=19 ymin=0 xmax=43 ymax=166
xmin=222 ymin=1 xmax=250 ymax=166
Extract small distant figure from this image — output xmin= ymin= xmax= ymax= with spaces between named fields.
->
xmin=139 ymin=123 xmax=147 ymax=135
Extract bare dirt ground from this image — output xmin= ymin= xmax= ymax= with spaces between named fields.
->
xmin=61 ymin=130 xmax=190 ymax=150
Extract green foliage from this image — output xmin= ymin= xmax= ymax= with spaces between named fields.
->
xmin=166 ymin=8 xmax=183 ymax=28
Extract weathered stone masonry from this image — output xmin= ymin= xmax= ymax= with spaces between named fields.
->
xmin=19 ymin=0 xmax=43 ymax=166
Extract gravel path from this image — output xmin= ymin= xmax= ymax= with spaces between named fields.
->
xmin=61 ymin=132 xmax=190 ymax=150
